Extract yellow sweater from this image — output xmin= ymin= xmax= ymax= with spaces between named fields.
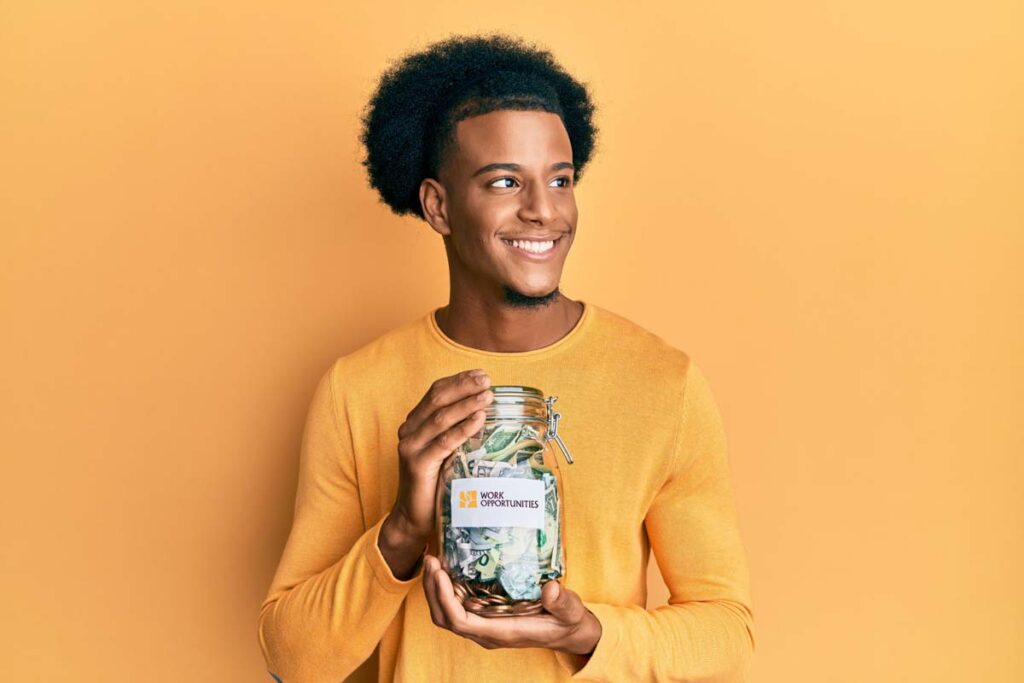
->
xmin=257 ymin=301 xmax=756 ymax=682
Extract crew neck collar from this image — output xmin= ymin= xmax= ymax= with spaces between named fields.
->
xmin=425 ymin=300 xmax=594 ymax=360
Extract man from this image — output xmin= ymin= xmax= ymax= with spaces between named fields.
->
xmin=258 ymin=32 xmax=755 ymax=682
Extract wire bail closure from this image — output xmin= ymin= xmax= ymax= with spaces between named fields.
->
xmin=545 ymin=395 xmax=574 ymax=465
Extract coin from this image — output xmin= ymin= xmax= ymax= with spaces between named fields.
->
xmin=487 ymin=605 xmax=513 ymax=614
xmin=480 ymin=596 xmax=507 ymax=606
xmin=463 ymin=597 xmax=487 ymax=610
xmin=511 ymin=598 xmax=541 ymax=611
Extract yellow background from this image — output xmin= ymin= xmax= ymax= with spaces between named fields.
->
xmin=2 ymin=2 xmax=1021 ymax=681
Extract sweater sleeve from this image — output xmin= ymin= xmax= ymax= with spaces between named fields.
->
xmin=257 ymin=361 xmax=424 ymax=682
xmin=555 ymin=362 xmax=756 ymax=682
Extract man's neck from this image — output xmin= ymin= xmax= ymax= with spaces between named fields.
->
xmin=435 ymin=295 xmax=584 ymax=353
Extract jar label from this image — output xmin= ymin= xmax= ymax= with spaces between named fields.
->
xmin=450 ymin=477 xmax=545 ymax=530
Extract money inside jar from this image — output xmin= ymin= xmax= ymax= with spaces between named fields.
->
xmin=436 ymin=386 xmax=572 ymax=618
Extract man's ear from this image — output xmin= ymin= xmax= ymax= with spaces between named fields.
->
xmin=420 ymin=178 xmax=451 ymax=236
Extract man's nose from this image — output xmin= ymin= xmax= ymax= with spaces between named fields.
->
xmin=519 ymin=183 xmax=557 ymax=224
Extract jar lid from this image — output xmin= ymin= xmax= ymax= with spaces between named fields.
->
xmin=486 ymin=385 xmax=547 ymax=422
xmin=490 ymin=385 xmax=543 ymax=397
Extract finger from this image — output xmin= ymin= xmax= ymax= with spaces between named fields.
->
xmin=401 ymin=377 xmax=493 ymax=458
xmin=430 ymin=569 xmax=529 ymax=650
xmin=434 ymin=562 xmax=514 ymax=645
xmin=433 ymin=561 xmax=471 ymax=628
xmin=540 ymin=581 xmax=587 ymax=626
xmin=434 ymin=573 xmax=542 ymax=648
xmin=462 ymin=631 xmax=500 ymax=650
xmin=417 ymin=400 xmax=490 ymax=466
xmin=399 ymin=369 xmax=490 ymax=440
xmin=454 ymin=611 xmax=562 ymax=649
xmin=421 ymin=555 xmax=450 ymax=630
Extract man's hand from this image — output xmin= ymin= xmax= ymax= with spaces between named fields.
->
xmin=392 ymin=369 xmax=494 ymax=540
xmin=378 ymin=369 xmax=495 ymax=580
xmin=422 ymin=554 xmax=602 ymax=656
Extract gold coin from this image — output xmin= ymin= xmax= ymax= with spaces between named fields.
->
xmin=512 ymin=601 xmax=543 ymax=611
xmin=480 ymin=596 xmax=507 ymax=606
xmin=487 ymin=605 xmax=513 ymax=613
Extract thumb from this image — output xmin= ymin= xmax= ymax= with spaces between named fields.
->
xmin=541 ymin=581 xmax=584 ymax=623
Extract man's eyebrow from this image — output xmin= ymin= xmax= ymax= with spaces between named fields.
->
xmin=470 ymin=162 xmax=575 ymax=177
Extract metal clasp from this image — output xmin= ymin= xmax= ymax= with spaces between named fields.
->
xmin=545 ymin=395 xmax=574 ymax=465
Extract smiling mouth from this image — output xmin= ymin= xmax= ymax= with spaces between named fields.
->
xmin=500 ymin=235 xmax=564 ymax=255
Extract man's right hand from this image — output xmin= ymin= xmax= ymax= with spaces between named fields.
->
xmin=378 ymin=368 xmax=493 ymax=579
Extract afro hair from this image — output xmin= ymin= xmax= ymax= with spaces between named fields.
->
xmin=358 ymin=32 xmax=600 ymax=221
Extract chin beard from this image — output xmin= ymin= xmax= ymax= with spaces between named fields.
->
xmin=502 ymin=285 xmax=561 ymax=309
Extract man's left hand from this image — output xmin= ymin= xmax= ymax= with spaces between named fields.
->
xmin=422 ymin=554 xmax=602 ymax=656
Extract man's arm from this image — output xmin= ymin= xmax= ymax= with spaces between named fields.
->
xmin=554 ymin=361 xmax=756 ymax=682
xmin=257 ymin=361 xmax=425 ymax=681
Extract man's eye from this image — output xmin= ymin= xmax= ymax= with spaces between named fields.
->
xmin=489 ymin=177 xmax=573 ymax=189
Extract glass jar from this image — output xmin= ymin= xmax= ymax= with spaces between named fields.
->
xmin=435 ymin=385 xmax=574 ymax=617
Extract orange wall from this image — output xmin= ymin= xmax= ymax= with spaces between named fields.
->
xmin=2 ymin=2 xmax=1021 ymax=681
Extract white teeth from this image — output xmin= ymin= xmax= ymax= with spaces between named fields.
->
xmin=505 ymin=238 xmax=556 ymax=254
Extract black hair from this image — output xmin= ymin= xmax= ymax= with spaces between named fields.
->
xmin=358 ymin=32 xmax=600 ymax=221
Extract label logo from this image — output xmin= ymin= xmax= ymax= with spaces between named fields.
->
xmin=459 ymin=490 xmax=478 ymax=508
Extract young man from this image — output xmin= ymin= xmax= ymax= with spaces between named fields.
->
xmin=258 ymin=33 xmax=755 ymax=682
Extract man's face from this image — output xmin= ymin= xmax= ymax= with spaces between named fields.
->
xmin=427 ymin=109 xmax=578 ymax=302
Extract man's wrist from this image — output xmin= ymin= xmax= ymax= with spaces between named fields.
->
xmin=378 ymin=510 xmax=428 ymax=580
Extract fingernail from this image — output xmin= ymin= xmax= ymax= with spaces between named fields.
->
xmin=550 ymin=582 xmax=560 ymax=599
xmin=469 ymin=369 xmax=486 ymax=376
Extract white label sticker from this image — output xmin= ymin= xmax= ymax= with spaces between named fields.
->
xmin=450 ymin=477 xmax=545 ymax=530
